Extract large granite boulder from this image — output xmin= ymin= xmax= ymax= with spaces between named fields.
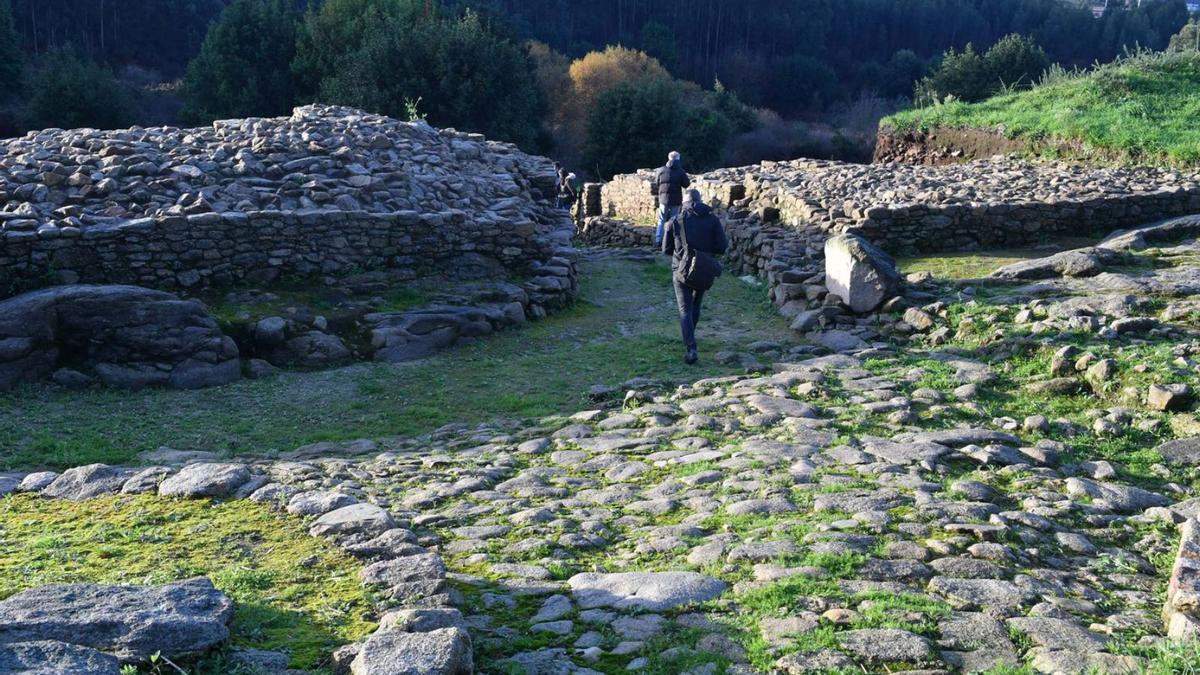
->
xmin=157 ymin=463 xmax=252 ymax=498
xmin=0 ymin=285 xmax=240 ymax=391
xmin=40 ymin=464 xmax=130 ymax=501
xmin=0 ymin=640 xmax=120 ymax=675
xmin=0 ymin=577 xmax=233 ymax=662
xmin=824 ymin=234 xmax=899 ymax=313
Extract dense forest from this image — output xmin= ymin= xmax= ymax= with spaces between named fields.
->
xmin=0 ymin=0 xmax=1193 ymax=176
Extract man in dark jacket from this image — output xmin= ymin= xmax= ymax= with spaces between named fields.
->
xmin=557 ymin=172 xmax=577 ymax=211
xmin=650 ymin=150 xmax=691 ymax=247
xmin=662 ymin=189 xmax=728 ymax=364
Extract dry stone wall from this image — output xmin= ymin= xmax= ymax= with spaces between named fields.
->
xmin=0 ymin=208 xmax=561 ymax=295
xmin=0 ymin=105 xmax=573 ymax=298
xmin=597 ymin=158 xmax=1200 ymax=254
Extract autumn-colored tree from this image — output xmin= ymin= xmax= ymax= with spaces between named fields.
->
xmin=553 ymin=46 xmax=671 ymax=165
xmin=567 ymin=46 xmax=671 ymax=117
xmin=528 ymin=41 xmax=571 ymax=131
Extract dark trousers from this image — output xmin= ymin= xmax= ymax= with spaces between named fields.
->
xmin=673 ymin=280 xmax=705 ymax=351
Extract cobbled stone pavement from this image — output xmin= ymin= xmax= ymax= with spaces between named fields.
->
xmin=167 ymin=349 xmax=1188 ymax=673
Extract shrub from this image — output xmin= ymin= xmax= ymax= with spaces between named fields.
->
xmin=917 ymin=34 xmax=1050 ymax=105
xmin=583 ymin=78 xmax=682 ymax=178
xmin=1168 ymin=21 xmax=1200 ymax=52
xmin=180 ymin=0 xmax=297 ymax=124
xmin=293 ymin=0 xmax=423 ymax=100
xmin=984 ymin=34 xmax=1050 ymax=91
xmin=25 ymin=47 xmax=130 ymax=130
xmin=313 ymin=7 xmax=543 ymax=148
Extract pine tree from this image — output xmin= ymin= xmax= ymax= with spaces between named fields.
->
xmin=180 ymin=0 xmax=298 ymax=124
xmin=0 ymin=0 xmax=23 ymax=101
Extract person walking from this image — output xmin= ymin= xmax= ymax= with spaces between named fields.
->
xmin=651 ymin=150 xmax=690 ymax=248
xmin=556 ymin=168 xmax=577 ymax=211
xmin=662 ymin=189 xmax=727 ymax=365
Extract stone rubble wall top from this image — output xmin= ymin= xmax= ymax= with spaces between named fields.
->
xmin=0 ymin=106 xmax=574 ymax=296
xmin=598 ymin=157 xmax=1200 ymax=253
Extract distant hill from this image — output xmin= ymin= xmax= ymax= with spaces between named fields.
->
xmin=877 ymin=50 xmax=1200 ymax=166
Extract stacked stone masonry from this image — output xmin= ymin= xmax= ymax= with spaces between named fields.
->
xmin=0 ymin=208 xmax=561 ymax=296
xmin=0 ymin=105 xmax=573 ymax=298
xmin=597 ymin=158 xmax=1200 ymax=254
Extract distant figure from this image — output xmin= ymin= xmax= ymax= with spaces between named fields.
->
xmin=557 ymin=170 xmax=578 ymax=211
xmin=651 ymin=150 xmax=691 ymax=247
xmin=662 ymin=189 xmax=727 ymax=365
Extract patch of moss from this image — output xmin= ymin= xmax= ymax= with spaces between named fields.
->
xmin=0 ymin=494 xmax=377 ymax=672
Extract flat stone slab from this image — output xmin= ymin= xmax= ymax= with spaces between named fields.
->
xmin=904 ymin=428 xmax=1021 ymax=447
xmin=286 ymin=490 xmax=357 ymax=516
xmin=0 ymin=577 xmax=233 ymax=661
xmin=1064 ymin=477 xmax=1169 ymax=513
xmin=1006 ymin=617 xmax=1106 ymax=651
xmin=813 ymin=488 xmax=910 ymax=513
xmin=1028 ymin=647 xmax=1141 ymax=674
xmin=568 ymin=571 xmax=726 ymax=611
xmin=350 ymin=627 xmax=473 ymax=675
xmin=927 ymin=577 xmax=1037 ymax=612
xmin=837 ymin=628 xmax=934 ymax=666
xmin=745 ymin=395 xmax=818 ymax=419
xmin=0 ymin=640 xmax=119 ymax=675
xmin=1157 ymin=437 xmax=1200 ymax=466
xmin=310 ymin=503 xmax=397 ymax=540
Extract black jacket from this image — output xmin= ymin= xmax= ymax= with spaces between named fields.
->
xmin=662 ymin=203 xmax=728 ymax=275
xmin=651 ymin=160 xmax=691 ymax=208
xmin=558 ymin=177 xmax=577 ymax=200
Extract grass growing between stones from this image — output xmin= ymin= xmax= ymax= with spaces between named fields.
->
xmin=200 ymin=280 xmax=429 ymax=325
xmin=0 ymin=493 xmax=377 ymax=672
xmin=0 ymin=254 xmax=794 ymax=470
xmin=896 ymin=237 xmax=1098 ymax=280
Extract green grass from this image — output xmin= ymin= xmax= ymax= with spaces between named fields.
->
xmin=884 ymin=50 xmax=1200 ymax=165
xmin=200 ymin=280 xmax=428 ymax=324
xmin=897 ymin=237 xmax=1097 ymax=280
xmin=0 ymin=493 xmax=377 ymax=672
xmin=0 ymin=256 xmax=795 ymax=470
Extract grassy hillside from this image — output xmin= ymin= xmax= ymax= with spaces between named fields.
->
xmin=883 ymin=51 xmax=1200 ymax=165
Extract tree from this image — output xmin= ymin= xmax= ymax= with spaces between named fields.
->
xmin=915 ymin=43 xmax=994 ymax=104
xmin=1168 ymin=21 xmax=1200 ymax=52
xmin=639 ymin=20 xmax=677 ymax=73
xmin=884 ymin=50 xmax=927 ymax=99
xmin=317 ymin=9 xmax=544 ymax=148
xmin=983 ymin=34 xmax=1049 ymax=90
xmin=583 ymin=79 xmax=682 ymax=179
xmin=0 ymin=0 xmax=22 ymax=101
xmin=767 ymin=55 xmax=841 ymax=115
xmin=293 ymin=0 xmax=424 ymax=100
xmin=566 ymin=46 xmax=671 ymax=121
xmin=709 ymin=80 xmax=757 ymax=134
xmin=25 ymin=47 xmax=129 ymax=130
xmin=180 ymin=0 xmax=297 ymax=124
xmin=676 ymin=104 xmax=733 ymax=172
xmin=528 ymin=40 xmax=571 ymax=130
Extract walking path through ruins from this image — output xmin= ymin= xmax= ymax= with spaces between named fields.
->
xmin=2 ymin=107 xmax=1200 ymax=675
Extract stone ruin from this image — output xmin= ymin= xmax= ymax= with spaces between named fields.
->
xmin=597 ymin=157 xmax=1200 ymax=253
xmin=582 ymin=156 xmax=1200 ymax=346
xmin=0 ymin=106 xmax=578 ymax=390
